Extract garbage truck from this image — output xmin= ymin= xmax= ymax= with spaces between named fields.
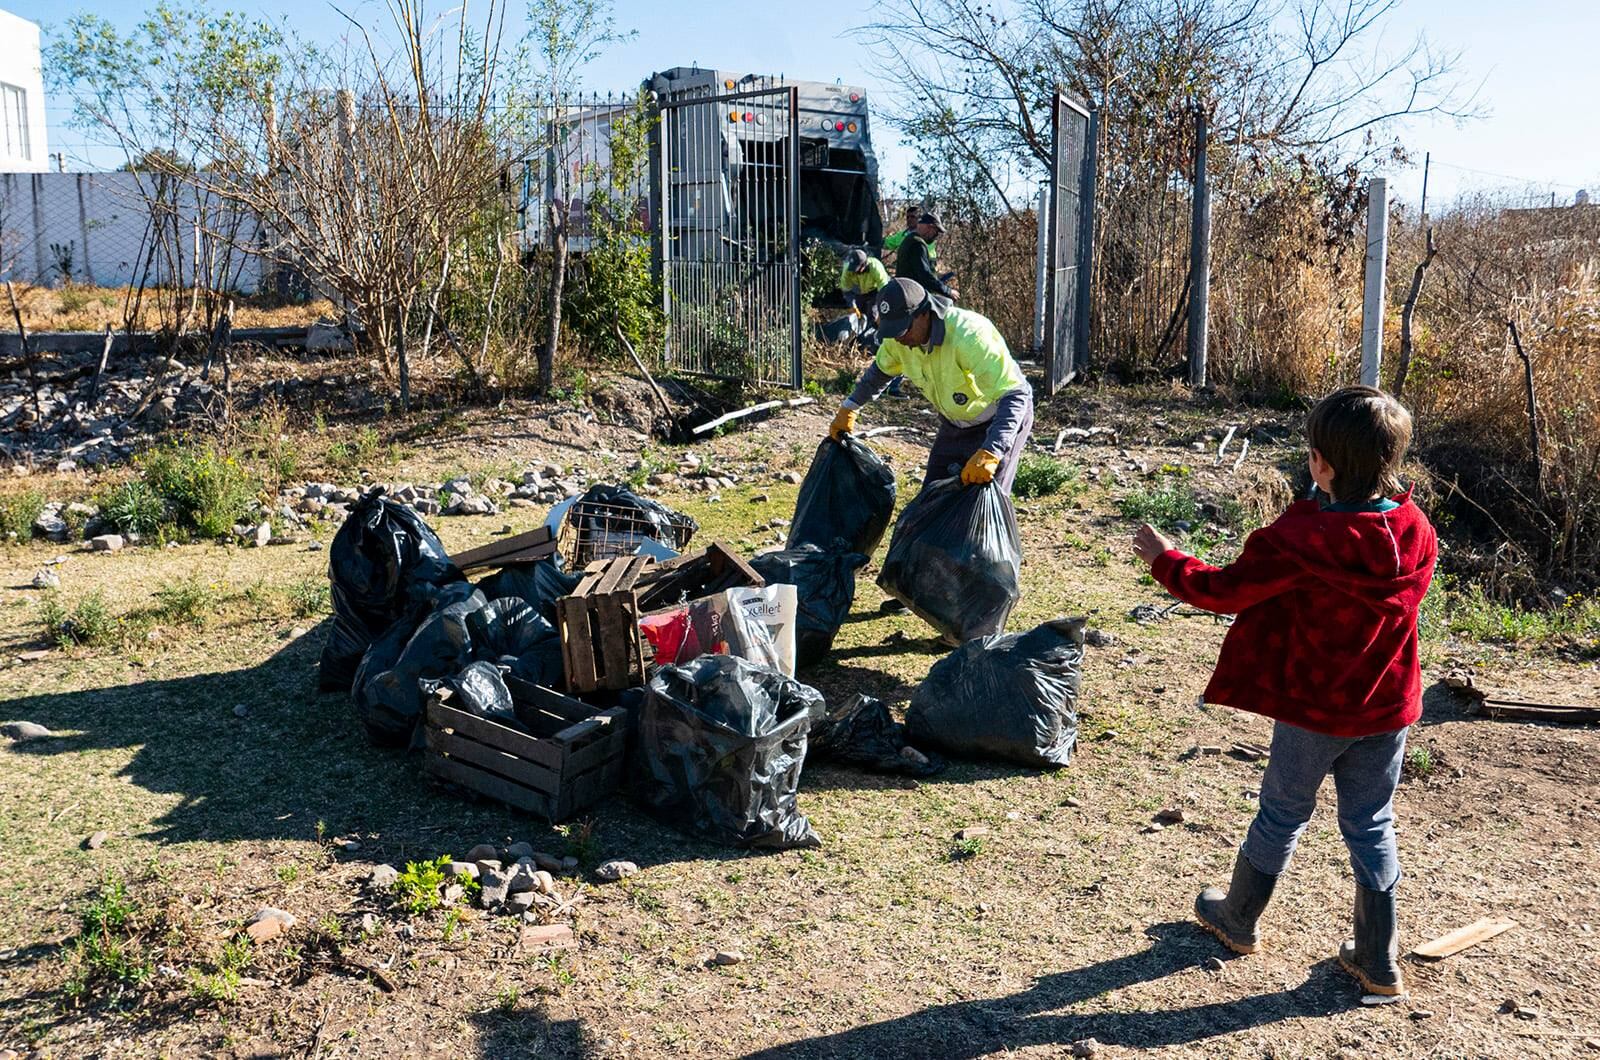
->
xmin=515 ymin=67 xmax=885 ymax=258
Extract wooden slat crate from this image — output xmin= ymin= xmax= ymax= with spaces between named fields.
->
xmin=636 ymin=541 xmax=765 ymax=614
xmin=422 ymin=679 xmax=628 ymax=822
xmin=555 ymin=554 xmax=653 ymax=694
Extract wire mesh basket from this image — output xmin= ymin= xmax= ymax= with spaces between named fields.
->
xmin=557 ymin=498 xmax=697 ymax=568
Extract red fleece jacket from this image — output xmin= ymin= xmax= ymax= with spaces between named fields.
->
xmin=1151 ymin=492 xmax=1437 ymax=737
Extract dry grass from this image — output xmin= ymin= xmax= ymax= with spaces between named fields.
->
xmin=7 ymin=282 xmax=335 ymax=333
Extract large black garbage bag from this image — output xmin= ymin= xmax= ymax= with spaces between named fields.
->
xmin=876 ymin=478 xmax=1021 ymax=646
xmin=476 ymin=558 xmax=579 ymax=623
xmin=422 ymin=661 xmax=517 ymax=726
xmin=787 ymin=435 xmax=897 ymax=557
xmin=751 ymin=545 xmax=868 ymax=667
xmin=320 ymin=492 xmax=461 ymax=692
xmin=633 ymin=655 xmax=824 ymax=850
xmin=353 ymin=586 xmax=486 ymax=747
xmin=906 ymin=618 xmax=1085 ymax=768
xmin=571 ymin=483 xmax=697 ymax=558
xmin=467 ymin=596 xmax=563 ymax=684
xmin=810 ymin=694 xmax=946 ymax=776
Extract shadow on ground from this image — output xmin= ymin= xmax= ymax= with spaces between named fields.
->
xmin=739 ymin=921 xmax=1362 ymax=1058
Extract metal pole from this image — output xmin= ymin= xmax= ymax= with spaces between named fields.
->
xmin=1186 ymin=108 xmax=1210 ymax=389
xmin=1361 ymin=176 xmax=1389 ymax=387
xmin=787 ymin=86 xmax=802 ymax=389
xmin=1043 ymin=92 xmax=1064 ymax=393
xmin=1073 ymin=103 xmax=1099 ymax=377
xmin=1033 ymin=184 xmax=1049 ymax=357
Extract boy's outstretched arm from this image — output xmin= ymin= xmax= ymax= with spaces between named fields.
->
xmin=1131 ymin=523 xmax=1309 ymax=616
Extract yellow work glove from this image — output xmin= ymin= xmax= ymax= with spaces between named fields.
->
xmin=961 ymin=448 xmax=1001 ymax=486
xmin=829 ymin=407 xmax=858 ymax=441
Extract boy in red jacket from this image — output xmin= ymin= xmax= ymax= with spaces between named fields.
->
xmin=1131 ymin=385 xmax=1436 ymax=996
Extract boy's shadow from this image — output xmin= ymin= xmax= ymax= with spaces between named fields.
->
xmin=741 ymin=921 xmax=1363 ymax=1058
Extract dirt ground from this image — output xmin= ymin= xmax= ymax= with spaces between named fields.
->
xmin=1 ymin=387 xmax=1598 ymax=1059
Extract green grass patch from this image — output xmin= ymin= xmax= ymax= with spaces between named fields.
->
xmin=41 ymin=591 xmax=119 ymax=648
xmin=1118 ymin=482 xmax=1200 ymax=530
xmin=137 ymin=440 xmax=261 ymax=539
xmin=287 ymin=577 xmax=331 ymax=618
xmin=1013 ymin=453 xmax=1083 ymax=500
xmin=63 ymin=876 xmax=153 ymax=1005
xmin=0 ymin=488 xmax=45 ymax=542
xmin=152 ymin=576 xmax=220 ymax=627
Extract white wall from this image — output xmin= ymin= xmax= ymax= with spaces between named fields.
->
xmin=0 ymin=9 xmax=48 ymax=173
xmin=0 ymin=171 xmax=266 ymax=292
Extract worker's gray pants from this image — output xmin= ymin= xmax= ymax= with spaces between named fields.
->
xmin=923 ymin=400 xmax=1035 ymax=494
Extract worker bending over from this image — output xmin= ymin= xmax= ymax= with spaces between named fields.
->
xmin=838 ymin=248 xmax=890 ymax=321
xmin=830 ymin=277 xmax=1033 ymax=492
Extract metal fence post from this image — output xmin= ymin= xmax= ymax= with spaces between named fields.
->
xmin=787 ymin=86 xmax=802 ymax=389
xmin=1361 ymin=176 xmax=1388 ymax=387
xmin=1073 ymin=102 xmax=1098 ymax=377
xmin=1032 ymin=184 xmax=1049 ymax=356
xmin=1186 ymin=107 xmax=1210 ymax=389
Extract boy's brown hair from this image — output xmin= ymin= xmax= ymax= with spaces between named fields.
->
xmin=1306 ymin=385 xmax=1413 ymax=503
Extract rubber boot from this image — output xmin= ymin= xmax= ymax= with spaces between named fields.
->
xmin=1338 ymin=884 xmax=1404 ymax=995
xmin=1194 ymin=851 xmax=1279 ymax=954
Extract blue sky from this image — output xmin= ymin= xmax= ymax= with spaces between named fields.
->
xmin=10 ymin=0 xmax=1599 ymax=208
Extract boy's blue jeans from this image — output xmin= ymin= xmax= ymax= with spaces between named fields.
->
xmin=1240 ymin=720 xmax=1408 ymax=892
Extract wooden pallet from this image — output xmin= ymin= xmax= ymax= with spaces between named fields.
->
xmin=636 ymin=542 xmax=765 ymax=614
xmin=422 ymin=680 xmax=627 ymax=822
xmin=448 ymin=525 xmax=558 ymax=573
xmin=555 ymin=555 xmax=652 ymax=694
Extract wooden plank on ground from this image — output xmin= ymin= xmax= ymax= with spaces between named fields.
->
xmin=1411 ymin=918 xmax=1517 ymax=960
xmin=448 ymin=526 xmax=555 ymax=571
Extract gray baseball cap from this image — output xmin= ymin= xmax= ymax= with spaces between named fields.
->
xmin=873 ymin=277 xmax=940 ymax=341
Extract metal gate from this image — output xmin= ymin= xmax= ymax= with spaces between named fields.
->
xmin=1042 ymin=91 xmax=1098 ymax=393
xmin=657 ymin=85 xmax=801 ymax=387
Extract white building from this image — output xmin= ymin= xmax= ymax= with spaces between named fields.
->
xmin=0 ymin=9 xmax=48 ymax=172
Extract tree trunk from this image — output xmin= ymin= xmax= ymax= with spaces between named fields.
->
xmin=396 ymin=305 xmax=411 ymax=411
xmin=540 ymin=201 xmax=568 ymax=394
xmin=1506 ymin=318 xmax=1541 ymax=500
xmin=1393 ymin=228 xmax=1436 ymax=400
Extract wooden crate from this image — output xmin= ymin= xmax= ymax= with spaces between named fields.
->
xmin=636 ymin=541 xmax=765 ymax=614
xmin=555 ymin=554 xmax=652 ymax=694
xmin=422 ymin=679 xmax=627 ymax=822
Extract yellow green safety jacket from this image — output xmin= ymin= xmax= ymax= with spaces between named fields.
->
xmin=871 ymin=306 xmax=1024 ymax=426
xmin=838 ymin=257 xmax=890 ymax=296
xmin=844 ymin=303 xmax=1032 ymax=461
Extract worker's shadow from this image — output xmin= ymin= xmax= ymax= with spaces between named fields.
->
xmin=739 ymin=921 xmax=1362 ymax=1058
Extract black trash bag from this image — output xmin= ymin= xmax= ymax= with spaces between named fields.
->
xmin=467 ymin=595 xmax=564 ymax=687
xmin=571 ymin=483 xmax=697 ymax=557
xmin=476 ymin=557 xmax=579 ymax=623
xmin=423 ymin=661 xmax=517 ymax=726
xmin=353 ymin=586 xmax=486 ymax=747
xmin=787 ymin=435 xmax=897 ymax=557
xmin=906 ymin=618 xmax=1085 ymax=768
xmin=320 ymin=492 xmax=461 ymax=692
xmin=876 ymin=478 xmax=1021 ymax=646
xmin=810 ymin=694 xmax=946 ymax=776
xmin=751 ymin=544 xmax=868 ymax=667
xmin=633 ymin=655 xmax=824 ymax=850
